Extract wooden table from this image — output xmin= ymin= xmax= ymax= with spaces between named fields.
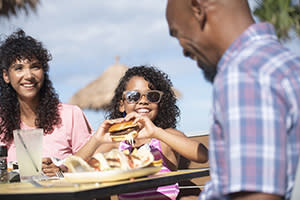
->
xmin=0 ymin=168 xmax=209 ymax=200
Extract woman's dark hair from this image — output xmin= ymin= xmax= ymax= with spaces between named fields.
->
xmin=105 ymin=65 xmax=180 ymax=129
xmin=0 ymin=29 xmax=61 ymax=142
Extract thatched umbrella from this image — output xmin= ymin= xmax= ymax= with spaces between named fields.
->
xmin=69 ymin=57 xmax=181 ymax=111
xmin=0 ymin=0 xmax=39 ymax=19
xmin=69 ymin=57 xmax=128 ymax=110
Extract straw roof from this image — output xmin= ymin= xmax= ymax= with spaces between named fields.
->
xmin=69 ymin=57 xmax=128 ymax=110
xmin=0 ymin=0 xmax=39 ymax=18
xmin=69 ymin=57 xmax=182 ymax=111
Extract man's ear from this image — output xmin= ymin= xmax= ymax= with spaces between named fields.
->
xmin=119 ymin=100 xmax=125 ymax=113
xmin=191 ymin=0 xmax=206 ymax=30
xmin=2 ymin=69 xmax=10 ymax=84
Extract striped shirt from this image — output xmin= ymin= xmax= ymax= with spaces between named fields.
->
xmin=200 ymin=22 xmax=300 ymax=200
xmin=119 ymin=139 xmax=179 ymax=200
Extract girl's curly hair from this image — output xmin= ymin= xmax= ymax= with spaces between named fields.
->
xmin=105 ymin=65 xmax=180 ymax=129
xmin=0 ymin=29 xmax=61 ymax=142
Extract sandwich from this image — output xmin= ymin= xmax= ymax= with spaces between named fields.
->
xmin=86 ymin=152 xmax=111 ymax=171
xmin=63 ymin=147 xmax=156 ymax=173
xmin=104 ymin=149 xmax=132 ymax=170
xmin=63 ymin=155 xmax=94 ymax=172
xmin=108 ymin=120 xmax=139 ymax=144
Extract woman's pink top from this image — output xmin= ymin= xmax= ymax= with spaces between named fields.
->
xmin=0 ymin=103 xmax=93 ymax=162
xmin=118 ymin=138 xmax=179 ymax=200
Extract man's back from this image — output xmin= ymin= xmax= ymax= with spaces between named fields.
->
xmin=208 ymin=22 xmax=300 ymax=200
xmin=166 ymin=0 xmax=300 ymax=199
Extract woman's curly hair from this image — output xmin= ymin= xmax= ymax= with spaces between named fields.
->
xmin=105 ymin=65 xmax=180 ymax=129
xmin=0 ymin=29 xmax=61 ymax=142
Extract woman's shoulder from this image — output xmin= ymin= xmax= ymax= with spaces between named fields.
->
xmin=59 ymin=103 xmax=82 ymax=111
xmin=58 ymin=103 xmax=84 ymax=116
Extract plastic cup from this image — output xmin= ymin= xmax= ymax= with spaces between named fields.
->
xmin=13 ymin=129 xmax=43 ymax=182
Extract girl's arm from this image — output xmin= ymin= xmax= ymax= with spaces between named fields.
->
xmin=154 ymin=127 xmax=208 ymax=164
xmin=75 ymin=118 xmax=123 ymax=160
xmin=125 ymin=112 xmax=208 ymax=165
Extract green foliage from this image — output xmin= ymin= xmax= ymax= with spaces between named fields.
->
xmin=254 ymin=0 xmax=300 ymax=41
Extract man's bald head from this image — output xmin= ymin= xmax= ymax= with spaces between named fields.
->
xmin=166 ymin=0 xmax=254 ymax=83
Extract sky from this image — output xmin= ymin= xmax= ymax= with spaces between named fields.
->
xmin=1 ymin=0 xmax=300 ymax=136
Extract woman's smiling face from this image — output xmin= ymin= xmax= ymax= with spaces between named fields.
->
xmin=119 ymin=76 xmax=159 ymax=121
xmin=2 ymin=58 xmax=44 ymax=101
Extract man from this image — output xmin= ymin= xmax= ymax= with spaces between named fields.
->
xmin=166 ymin=0 xmax=300 ymax=200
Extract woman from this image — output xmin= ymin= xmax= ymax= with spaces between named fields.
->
xmin=0 ymin=29 xmax=92 ymax=177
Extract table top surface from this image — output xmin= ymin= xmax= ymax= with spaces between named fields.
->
xmin=0 ymin=168 xmax=209 ymax=200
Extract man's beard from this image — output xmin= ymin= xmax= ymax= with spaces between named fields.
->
xmin=197 ymin=60 xmax=217 ymax=83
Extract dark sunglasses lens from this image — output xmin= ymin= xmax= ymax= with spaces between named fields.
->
xmin=147 ymin=91 xmax=161 ymax=102
xmin=126 ymin=91 xmax=141 ymax=103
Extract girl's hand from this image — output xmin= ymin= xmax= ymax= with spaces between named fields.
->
xmin=75 ymin=118 xmax=125 ymax=160
xmin=94 ymin=118 xmax=124 ymax=143
xmin=42 ymin=157 xmax=61 ymax=177
xmin=124 ymin=112 xmax=159 ymax=139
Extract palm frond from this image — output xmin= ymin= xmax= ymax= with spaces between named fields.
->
xmin=0 ymin=0 xmax=40 ymax=19
xmin=253 ymin=0 xmax=300 ymax=41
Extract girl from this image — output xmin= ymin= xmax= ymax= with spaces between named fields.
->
xmin=77 ymin=66 xmax=208 ymax=200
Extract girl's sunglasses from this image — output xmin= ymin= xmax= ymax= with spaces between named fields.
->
xmin=123 ymin=90 xmax=164 ymax=104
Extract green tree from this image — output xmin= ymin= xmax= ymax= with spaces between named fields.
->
xmin=254 ymin=0 xmax=300 ymax=41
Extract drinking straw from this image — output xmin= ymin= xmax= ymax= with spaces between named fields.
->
xmin=16 ymin=130 xmax=39 ymax=173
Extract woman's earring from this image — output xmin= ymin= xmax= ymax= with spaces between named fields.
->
xmin=122 ymin=112 xmax=126 ymax=117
